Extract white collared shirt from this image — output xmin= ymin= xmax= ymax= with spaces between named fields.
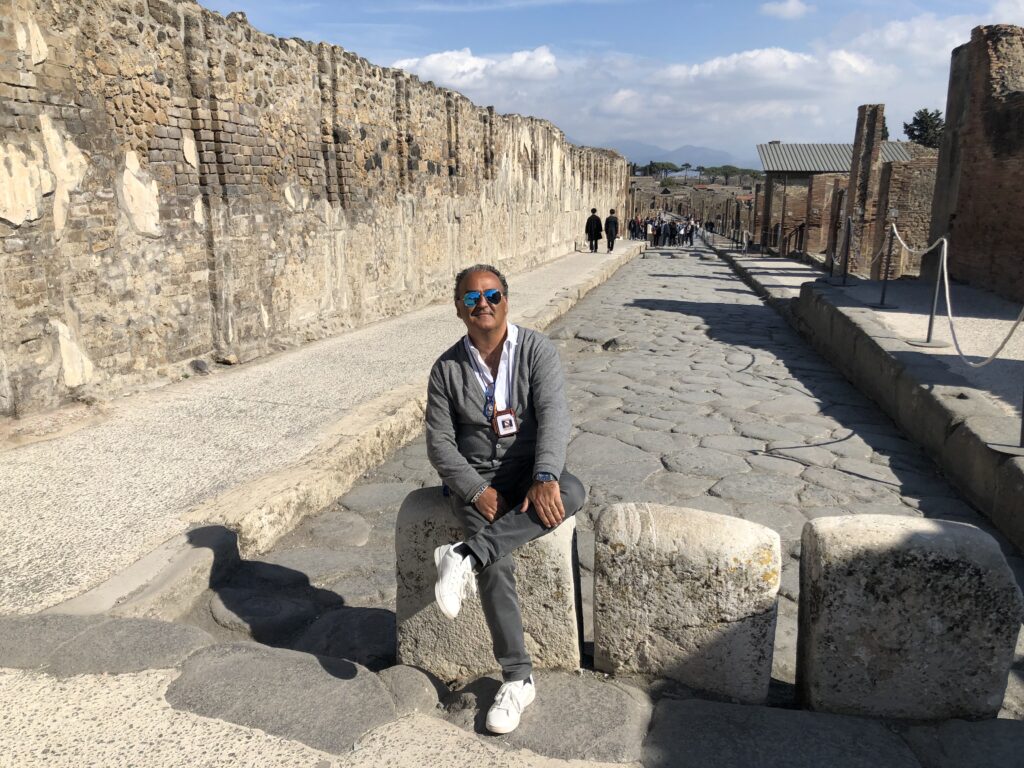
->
xmin=464 ymin=322 xmax=519 ymax=411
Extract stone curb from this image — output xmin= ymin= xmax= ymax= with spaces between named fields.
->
xmin=701 ymin=237 xmax=1024 ymax=554
xmin=48 ymin=242 xmax=643 ymax=621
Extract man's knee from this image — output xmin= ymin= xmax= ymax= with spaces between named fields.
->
xmin=560 ymin=471 xmax=586 ymax=515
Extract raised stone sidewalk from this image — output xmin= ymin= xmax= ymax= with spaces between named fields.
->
xmin=0 ymin=241 xmax=643 ymax=617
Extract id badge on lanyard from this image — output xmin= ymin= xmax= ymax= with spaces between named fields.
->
xmin=476 ymin=344 xmax=518 ymax=437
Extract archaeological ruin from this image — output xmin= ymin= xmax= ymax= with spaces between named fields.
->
xmin=0 ymin=0 xmax=627 ymax=417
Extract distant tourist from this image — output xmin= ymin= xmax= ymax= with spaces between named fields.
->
xmin=585 ymin=208 xmax=602 ymax=253
xmin=426 ymin=264 xmax=585 ymax=735
xmin=604 ymin=209 xmax=619 ymax=252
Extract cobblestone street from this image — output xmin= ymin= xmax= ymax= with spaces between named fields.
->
xmin=221 ymin=242 xmax=1022 ymax=713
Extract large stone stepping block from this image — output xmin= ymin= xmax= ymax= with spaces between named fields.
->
xmin=396 ymin=487 xmax=579 ymax=682
xmin=165 ymin=642 xmax=397 ymax=754
xmin=797 ymin=515 xmax=1024 ymax=719
xmin=644 ymin=699 xmax=922 ymax=768
xmin=593 ymin=503 xmax=781 ymax=703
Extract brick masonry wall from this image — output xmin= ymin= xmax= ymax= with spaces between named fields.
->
xmin=847 ymin=104 xmax=886 ymax=275
xmin=0 ymin=0 xmax=627 ymax=416
xmin=804 ymin=173 xmax=846 ymax=254
xmin=929 ymin=25 xmax=1024 ymax=302
xmin=873 ymin=156 xmax=938 ymax=278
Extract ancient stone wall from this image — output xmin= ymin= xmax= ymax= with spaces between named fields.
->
xmin=846 ymin=104 xmax=886 ymax=274
xmin=804 ymin=173 xmax=846 ymax=254
xmin=0 ymin=0 xmax=627 ymax=416
xmin=874 ymin=154 xmax=937 ymax=277
xmin=929 ymin=25 xmax=1024 ymax=302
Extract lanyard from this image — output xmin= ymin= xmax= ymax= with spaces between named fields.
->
xmin=467 ymin=337 xmax=515 ymax=416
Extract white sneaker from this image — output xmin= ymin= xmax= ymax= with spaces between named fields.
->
xmin=433 ymin=543 xmax=476 ymax=619
xmin=486 ymin=676 xmax=535 ymax=734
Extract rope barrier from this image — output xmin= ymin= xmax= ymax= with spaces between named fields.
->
xmin=938 ymin=241 xmax=1024 ymax=368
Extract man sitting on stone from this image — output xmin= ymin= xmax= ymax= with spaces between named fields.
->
xmin=425 ymin=263 xmax=585 ymax=734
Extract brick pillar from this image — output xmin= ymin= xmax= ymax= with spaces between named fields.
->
xmin=847 ymin=104 xmax=886 ymax=275
xmin=928 ymin=25 xmax=1024 ymax=302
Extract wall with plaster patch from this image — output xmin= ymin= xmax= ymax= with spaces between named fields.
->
xmin=0 ymin=0 xmax=627 ymax=415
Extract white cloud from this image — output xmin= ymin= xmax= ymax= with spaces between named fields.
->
xmin=760 ymin=0 xmax=813 ymax=20
xmin=393 ymin=45 xmax=558 ymax=88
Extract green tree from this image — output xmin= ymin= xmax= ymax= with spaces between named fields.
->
xmin=903 ymin=108 xmax=945 ymax=149
xmin=680 ymin=162 xmax=692 ymax=179
xmin=695 ymin=165 xmax=706 ymax=183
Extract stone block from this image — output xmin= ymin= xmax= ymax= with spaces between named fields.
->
xmin=395 ymin=487 xmax=579 ymax=682
xmin=797 ymin=515 xmax=1024 ymax=719
xmin=593 ymin=503 xmax=781 ymax=703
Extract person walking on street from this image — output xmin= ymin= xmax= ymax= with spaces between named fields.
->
xmin=585 ymin=209 xmax=602 ymax=253
xmin=426 ymin=264 xmax=585 ymax=735
xmin=604 ymin=209 xmax=619 ymax=253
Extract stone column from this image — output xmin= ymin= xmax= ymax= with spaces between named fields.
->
xmin=847 ymin=104 xmax=886 ymax=275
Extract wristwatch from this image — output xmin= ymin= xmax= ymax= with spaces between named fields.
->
xmin=534 ymin=472 xmax=558 ymax=483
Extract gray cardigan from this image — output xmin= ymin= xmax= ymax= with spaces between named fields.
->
xmin=425 ymin=326 xmax=571 ymax=501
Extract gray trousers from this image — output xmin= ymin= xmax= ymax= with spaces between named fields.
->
xmin=449 ymin=469 xmax=586 ymax=682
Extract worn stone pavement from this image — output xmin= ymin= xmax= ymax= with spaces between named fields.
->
xmin=4 ymin=241 xmax=1024 ymax=766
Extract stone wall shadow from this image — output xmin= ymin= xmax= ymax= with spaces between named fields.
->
xmin=186 ymin=525 xmax=394 ymax=678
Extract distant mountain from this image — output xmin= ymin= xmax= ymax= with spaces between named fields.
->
xmin=596 ymin=138 xmax=762 ymax=170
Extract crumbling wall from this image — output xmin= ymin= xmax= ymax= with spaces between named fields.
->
xmin=929 ymin=25 xmax=1024 ymax=302
xmin=0 ymin=0 xmax=628 ymax=416
xmin=846 ymin=104 xmax=886 ymax=274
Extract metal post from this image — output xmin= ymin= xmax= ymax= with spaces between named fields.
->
xmin=907 ymin=241 xmax=950 ymax=348
xmin=841 ymin=217 xmax=852 ymax=285
xmin=877 ymin=225 xmax=896 ymax=307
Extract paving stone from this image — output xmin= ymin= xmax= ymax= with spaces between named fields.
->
xmin=902 ymin=719 xmax=1024 ymax=768
xmin=377 ymin=664 xmax=443 ymax=717
xmin=672 ymin=495 xmax=737 ymax=515
xmin=662 ymin=446 xmax=749 ymax=476
xmin=768 ymin=443 xmax=836 ymax=467
xmin=259 ymin=546 xmax=374 ymax=587
xmin=569 ymin=432 xmax=664 ymax=487
xmin=798 ymin=515 xmax=1024 ymax=719
xmin=444 ymin=671 xmax=652 ymax=762
xmin=735 ymin=503 xmax=810 ymax=544
xmin=747 ymin=453 xmax=806 ymax=477
xmin=709 ymin=472 xmax=804 ymax=505
xmin=288 ymin=509 xmax=372 ymax=549
xmin=752 ymin=395 xmax=825 ymax=417
xmin=0 ymin=614 xmax=107 ymax=669
xmin=577 ymin=418 xmax=637 ymax=439
xmin=340 ymin=482 xmax=422 ymax=513
xmin=701 ymin=434 xmax=765 ymax=453
xmin=670 ymin=415 xmax=734 ymax=437
xmin=165 ymin=642 xmax=397 ymax=755
xmin=46 ymin=618 xmax=214 ymax=677
xmin=801 ymin=465 xmax=891 ymax=502
xmin=646 ymin=471 xmax=718 ymax=498
xmin=773 ymin=596 xmax=799 ymax=684
xmin=620 ymin=430 xmax=698 ymax=455
xmin=594 ymin=503 xmax=780 ymax=703
xmin=209 ymin=588 xmax=320 ymax=644
xmin=644 ymin=699 xmax=921 ymax=768
xmin=293 ymin=606 xmax=397 ymax=670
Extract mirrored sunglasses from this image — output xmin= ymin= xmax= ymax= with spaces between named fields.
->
xmin=461 ymin=288 xmax=504 ymax=308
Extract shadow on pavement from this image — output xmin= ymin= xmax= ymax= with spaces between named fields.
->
xmin=184 ymin=525 xmax=395 ymax=677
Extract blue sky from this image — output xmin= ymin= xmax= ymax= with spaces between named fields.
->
xmin=202 ymin=0 xmax=1024 ymax=162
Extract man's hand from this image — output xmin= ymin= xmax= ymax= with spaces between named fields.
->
xmin=522 ymin=480 xmax=564 ymax=528
xmin=474 ymin=486 xmax=509 ymax=522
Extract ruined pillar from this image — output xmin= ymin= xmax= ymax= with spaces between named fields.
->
xmin=927 ymin=25 xmax=1024 ymax=302
xmin=846 ymin=104 xmax=886 ymax=274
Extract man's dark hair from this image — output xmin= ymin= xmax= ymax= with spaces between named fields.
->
xmin=591 ymin=208 xmax=597 ymax=213
xmin=609 ymin=209 xmax=615 ymax=215
xmin=454 ymin=264 xmax=509 ymax=301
